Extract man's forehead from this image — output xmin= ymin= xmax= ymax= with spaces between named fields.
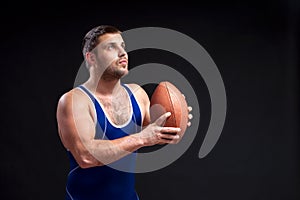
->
xmin=98 ymin=33 xmax=124 ymax=44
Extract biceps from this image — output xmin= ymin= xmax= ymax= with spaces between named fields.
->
xmin=59 ymin=113 xmax=95 ymax=148
xmin=58 ymin=110 xmax=101 ymax=166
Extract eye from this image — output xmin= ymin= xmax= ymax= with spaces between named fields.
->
xmin=107 ymin=44 xmax=115 ymax=50
xmin=121 ymin=43 xmax=126 ymax=50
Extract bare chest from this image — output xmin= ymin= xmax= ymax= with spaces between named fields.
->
xmin=98 ymin=94 xmax=131 ymax=126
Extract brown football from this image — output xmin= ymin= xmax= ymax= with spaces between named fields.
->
xmin=150 ymin=81 xmax=189 ymax=136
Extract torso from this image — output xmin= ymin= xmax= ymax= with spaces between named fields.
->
xmin=65 ymin=84 xmax=142 ymax=200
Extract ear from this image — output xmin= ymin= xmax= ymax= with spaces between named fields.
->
xmin=85 ymin=52 xmax=97 ymax=66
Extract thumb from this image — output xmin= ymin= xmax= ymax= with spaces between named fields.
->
xmin=155 ymin=112 xmax=171 ymax=126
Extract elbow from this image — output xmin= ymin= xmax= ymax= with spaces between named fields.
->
xmin=77 ymin=155 xmax=103 ymax=169
xmin=77 ymin=160 xmax=93 ymax=169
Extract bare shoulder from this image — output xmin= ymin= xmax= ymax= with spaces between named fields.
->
xmin=58 ymin=88 xmax=84 ymax=106
xmin=125 ymin=83 xmax=150 ymax=104
xmin=56 ymin=87 xmax=96 ymax=137
xmin=126 ymin=83 xmax=150 ymax=125
xmin=57 ymin=87 xmax=93 ymax=116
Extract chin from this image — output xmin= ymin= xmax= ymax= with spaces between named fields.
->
xmin=113 ymin=68 xmax=128 ymax=79
xmin=120 ymin=70 xmax=129 ymax=78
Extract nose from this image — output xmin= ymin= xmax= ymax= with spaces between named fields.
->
xmin=118 ymin=46 xmax=127 ymax=57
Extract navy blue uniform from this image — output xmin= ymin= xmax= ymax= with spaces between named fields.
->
xmin=65 ymin=84 xmax=142 ymax=200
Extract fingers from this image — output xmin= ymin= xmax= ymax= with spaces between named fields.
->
xmin=182 ymin=94 xmax=193 ymax=122
xmin=159 ymin=127 xmax=181 ymax=144
xmin=159 ymin=133 xmax=180 ymax=140
xmin=155 ymin=112 xmax=171 ymax=126
xmin=160 ymin=127 xmax=181 ymax=133
xmin=162 ymin=133 xmax=181 ymax=143
xmin=182 ymin=93 xmax=192 ymax=112
xmin=187 ymin=106 xmax=192 ymax=127
xmin=158 ymin=133 xmax=180 ymax=144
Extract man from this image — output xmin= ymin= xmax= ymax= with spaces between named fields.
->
xmin=56 ymin=25 xmax=191 ymax=200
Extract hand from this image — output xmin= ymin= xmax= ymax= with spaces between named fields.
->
xmin=182 ymin=94 xmax=193 ymax=127
xmin=138 ymin=112 xmax=181 ymax=146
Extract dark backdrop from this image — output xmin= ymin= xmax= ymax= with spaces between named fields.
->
xmin=1 ymin=1 xmax=299 ymax=199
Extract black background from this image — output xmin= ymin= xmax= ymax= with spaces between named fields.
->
xmin=1 ymin=0 xmax=299 ymax=199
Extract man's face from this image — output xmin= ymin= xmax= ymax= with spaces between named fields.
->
xmin=94 ymin=33 xmax=128 ymax=80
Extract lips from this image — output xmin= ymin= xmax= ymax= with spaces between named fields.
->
xmin=118 ymin=59 xmax=128 ymax=65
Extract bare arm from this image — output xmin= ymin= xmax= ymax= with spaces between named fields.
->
xmin=56 ymin=88 xmax=180 ymax=168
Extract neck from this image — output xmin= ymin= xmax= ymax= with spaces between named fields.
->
xmin=85 ymin=76 xmax=122 ymax=96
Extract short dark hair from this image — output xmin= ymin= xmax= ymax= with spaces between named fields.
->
xmin=82 ymin=25 xmax=121 ymax=56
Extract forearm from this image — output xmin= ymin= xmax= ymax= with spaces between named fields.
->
xmin=87 ymin=134 xmax=144 ymax=166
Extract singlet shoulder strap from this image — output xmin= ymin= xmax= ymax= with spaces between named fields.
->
xmin=78 ymin=85 xmax=95 ymax=103
xmin=122 ymin=84 xmax=142 ymax=128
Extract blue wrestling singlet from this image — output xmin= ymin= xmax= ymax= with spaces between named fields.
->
xmin=65 ymin=84 xmax=142 ymax=200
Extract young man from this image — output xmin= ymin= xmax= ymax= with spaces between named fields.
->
xmin=56 ymin=25 xmax=191 ymax=199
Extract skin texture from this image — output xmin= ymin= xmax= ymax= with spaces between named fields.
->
xmin=56 ymin=33 xmax=191 ymax=168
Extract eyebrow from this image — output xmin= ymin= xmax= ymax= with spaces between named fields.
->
xmin=101 ymin=42 xmax=125 ymax=51
xmin=103 ymin=41 xmax=125 ymax=46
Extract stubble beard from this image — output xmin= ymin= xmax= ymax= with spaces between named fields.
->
xmin=101 ymin=65 xmax=128 ymax=81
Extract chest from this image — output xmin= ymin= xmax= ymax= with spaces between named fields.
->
xmin=98 ymin=93 xmax=132 ymax=126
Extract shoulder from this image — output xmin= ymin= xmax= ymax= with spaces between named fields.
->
xmin=124 ymin=83 xmax=151 ymax=125
xmin=125 ymin=83 xmax=150 ymax=104
xmin=58 ymin=88 xmax=82 ymax=106
xmin=57 ymin=87 xmax=91 ymax=114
